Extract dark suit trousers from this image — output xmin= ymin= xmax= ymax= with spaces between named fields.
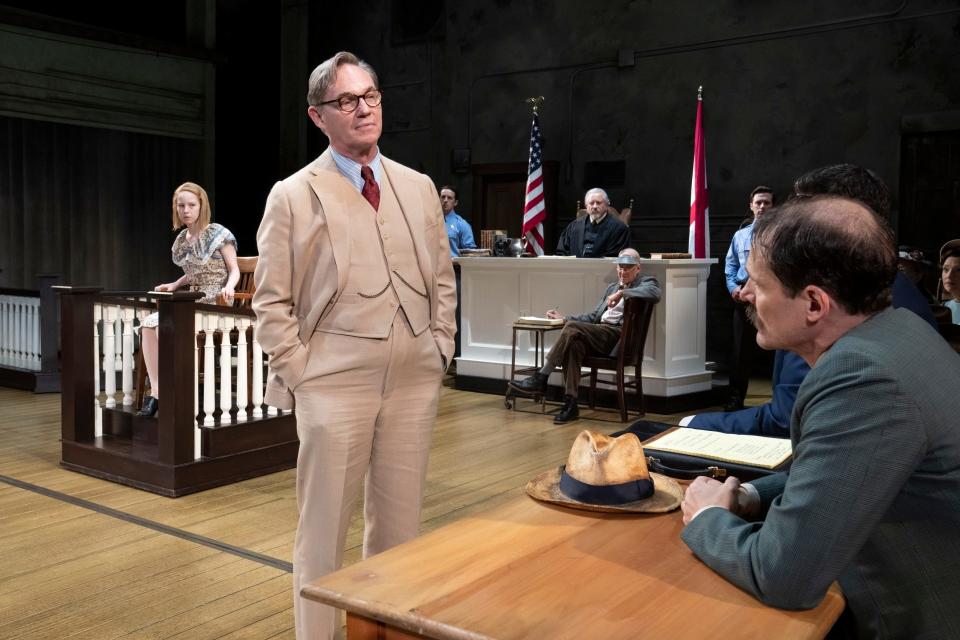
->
xmin=544 ymin=321 xmax=621 ymax=396
xmin=729 ymin=300 xmax=758 ymax=403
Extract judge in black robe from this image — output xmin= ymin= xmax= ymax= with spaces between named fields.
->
xmin=555 ymin=187 xmax=631 ymax=257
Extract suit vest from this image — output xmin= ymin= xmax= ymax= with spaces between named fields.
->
xmin=315 ymin=170 xmax=431 ymax=338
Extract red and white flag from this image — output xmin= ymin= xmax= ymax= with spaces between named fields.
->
xmin=688 ymin=89 xmax=710 ymax=259
xmin=522 ymin=112 xmax=546 ymax=256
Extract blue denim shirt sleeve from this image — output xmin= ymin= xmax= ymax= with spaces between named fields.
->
xmin=724 ymin=224 xmax=752 ymax=294
xmin=446 ymin=211 xmax=476 ymax=257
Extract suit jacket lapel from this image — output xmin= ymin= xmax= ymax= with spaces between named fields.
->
xmin=307 ymin=150 xmax=355 ymax=296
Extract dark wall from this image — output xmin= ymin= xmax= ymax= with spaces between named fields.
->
xmin=3 ymin=0 xmax=959 ymax=366
xmin=309 ymin=0 xmax=960 ymax=363
xmin=214 ymin=0 xmax=282 ymax=253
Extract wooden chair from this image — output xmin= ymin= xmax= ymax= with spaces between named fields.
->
xmin=583 ymin=297 xmax=656 ymax=422
xmin=216 ymin=256 xmax=257 ymax=307
xmin=135 ymin=256 xmax=258 ymax=409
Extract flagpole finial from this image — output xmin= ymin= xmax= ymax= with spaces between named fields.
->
xmin=697 ymin=85 xmax=703 ymax=101
xmin=525 ymin=96 xmax=545 ymax=113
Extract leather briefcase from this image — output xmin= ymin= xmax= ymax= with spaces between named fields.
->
xmin=610 ymin=420 xmax=791 ymax=482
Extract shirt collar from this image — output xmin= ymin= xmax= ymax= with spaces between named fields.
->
xmin=588 ymin=210 xmax=607 ymax=225
xmin=329 ymin=146 xmax=382 ymax=192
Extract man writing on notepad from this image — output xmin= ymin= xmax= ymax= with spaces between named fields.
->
xmin=680 ymin=195 xmax=960 ymax=638
xmin=509 ymin=248 xmax=660 ymax=424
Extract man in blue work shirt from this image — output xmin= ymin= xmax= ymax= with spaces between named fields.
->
xmin=440 ymin=185 xmax=475 ymax=359
xmin=724 ymin=186 xmax=775 ymax=412
xmin=440 ymin=186 xmax=476 ymax=257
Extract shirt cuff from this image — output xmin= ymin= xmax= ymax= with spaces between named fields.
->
xmin=738 ymin=483 xmax=761 ymax=518
xmin=689 ymin=505 xmax=723 ymax=522
xmin=679 ymin=415 xmax=695 ymax=427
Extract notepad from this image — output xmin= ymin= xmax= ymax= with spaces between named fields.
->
xmin=516 ymin=316 xmax=565 ymax=326
xmin=644 ymin=428 xmax=792 ymax=469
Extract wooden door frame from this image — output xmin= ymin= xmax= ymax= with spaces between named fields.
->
xmin=471 ymin=161 xmax=559 ymax=249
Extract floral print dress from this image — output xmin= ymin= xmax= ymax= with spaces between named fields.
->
xmin=141 ymin=223 xmax=237 ymax=328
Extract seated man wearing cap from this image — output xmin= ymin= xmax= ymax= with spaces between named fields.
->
xmin=680 ymin=195 xmax=960 ymax=638
xmin=510 ymin=248 xmax=661 ymax=424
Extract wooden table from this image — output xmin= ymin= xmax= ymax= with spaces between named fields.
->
xmin=302 ymin=495 xmax=844 ymax=639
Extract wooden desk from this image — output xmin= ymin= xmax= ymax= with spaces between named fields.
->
xmin=303 ymin=496 xmax=844 ymax=639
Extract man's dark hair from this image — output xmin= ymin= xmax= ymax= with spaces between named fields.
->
xmin=752 ymin=196 xmax=896 ymax=315
xmin=793 ymin=163 xmax=892 ymax=219
xmin=440 ymin=185 xmax=458 ymax=200
xmin=750 ymin=185 xmax=775 ymax=203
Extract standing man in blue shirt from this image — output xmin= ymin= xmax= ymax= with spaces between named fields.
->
xmin=439 ymin=185 xmax=476 ymax=258
xmin=724 ymin=186 xmax=774 ymax=411
xmin=440 ymin=185 xmax=475 ymax=358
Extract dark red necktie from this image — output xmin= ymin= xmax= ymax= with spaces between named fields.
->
xmin=361 ymin=165 xmax=380 ymax=211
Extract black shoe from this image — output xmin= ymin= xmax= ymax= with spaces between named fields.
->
xmin=723 ymin=397 xmax=743 ymax=412
xmin=136 ymin=396 xmax=159 ymax=417
xmin=509 ymin=372 xmax=548 ymax=395
xmin=554 ymin=396 xmax=580 ymax=424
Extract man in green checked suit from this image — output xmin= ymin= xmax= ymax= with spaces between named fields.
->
xmin=680 ymin=195 xmax=960 ymax=638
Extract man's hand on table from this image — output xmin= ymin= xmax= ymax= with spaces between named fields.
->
xmin=681 ymin=476 xmax=754 ymax=525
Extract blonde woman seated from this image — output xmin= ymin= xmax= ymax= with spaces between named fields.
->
xmin=137 ymin=182 xmax=239 ymax=417
xmin=942 ymin=240 xmax=960 ymax=324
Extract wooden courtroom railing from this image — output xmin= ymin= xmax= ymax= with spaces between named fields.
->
xmin=0 ymin=274 xmax=62 ymax=392
xmin=56 ymin=286 xmax=299 ymax=497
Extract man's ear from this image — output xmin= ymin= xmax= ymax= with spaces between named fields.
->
xmin=803 ymin=285 xmax=831 ymax=323
xmin=307 ymin=106 xmax=325 ymax=132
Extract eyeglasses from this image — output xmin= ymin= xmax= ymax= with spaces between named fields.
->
xmin=316 ymin=90 xmax=382 ymax=113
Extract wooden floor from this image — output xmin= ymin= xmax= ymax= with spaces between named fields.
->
xmin=0 ymin=376 xmax=767 ymax=639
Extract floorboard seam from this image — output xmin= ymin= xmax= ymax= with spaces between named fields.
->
xmin=0 ymin=473 xmax=292 ymax=573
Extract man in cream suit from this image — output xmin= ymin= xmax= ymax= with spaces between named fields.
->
xmin=680 ymin=195 xmax=960 ymax=638
xmin=253 ymin=52 xmax=456 ymax=639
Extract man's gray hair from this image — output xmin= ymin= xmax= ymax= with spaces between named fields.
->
xmin=584 ymin=187 xmax=610 ymax=204
xmin=307 ymin=51 xmax=379 ymax=107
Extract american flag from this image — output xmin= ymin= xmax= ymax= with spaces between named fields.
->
xmin=522 ymin=112 xmax=546 ymax=256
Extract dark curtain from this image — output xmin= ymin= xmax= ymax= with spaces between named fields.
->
xmin=0 ymin=115 xmax=203 ymax=290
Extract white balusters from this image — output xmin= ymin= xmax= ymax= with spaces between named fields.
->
xmin=0 ymin=294 xmax=39 ymax=369
xmin=236 ymin=318 xmax=249 ymax=422
xmin=14 ymin=297 xmax=22 ymax=367
xmin=121 ymin=308 xmax=134 ymax=406
xmin=219 ymin=316 xmax=234 ymax=424
xmin=31 ymin=299 xmax=41 ymax=370
xmin=113 ymin=312 xmax=122 ymax=370
xmin=93 ymin=304 xmax=103 ymax=437
xmin=251 ymin=326 xmax=264 ymax=419
xmin=102 ymin=306 xmax=117 ymax=408
xmin=203 ymin=314 xmax=216 ymax=426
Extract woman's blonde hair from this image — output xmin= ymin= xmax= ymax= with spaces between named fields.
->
xmin=171 ymin=182 xmax=212 ymax=230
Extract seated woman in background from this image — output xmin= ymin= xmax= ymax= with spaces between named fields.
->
xmin=942 ymin=241 xmax=960 ymax=325
xmin=137 ymin=182 xmax=239 ymax=417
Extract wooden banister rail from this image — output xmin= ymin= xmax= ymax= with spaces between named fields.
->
xmin=55 ymin=286 xmax=101 ymax=442
xmin=157 ymin=291 xmax=204 ymax=465
xmin=57 ymin=286 xmax=298 ymax=496
xmin=0 ymin=274 xmax=62 ymax=392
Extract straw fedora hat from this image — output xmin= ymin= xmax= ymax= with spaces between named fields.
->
xmin=526 ymin=430 xmax=682 ymax=513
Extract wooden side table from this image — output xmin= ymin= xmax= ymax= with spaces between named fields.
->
xmin=504 ymin=322 xmax=563 ymax=412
